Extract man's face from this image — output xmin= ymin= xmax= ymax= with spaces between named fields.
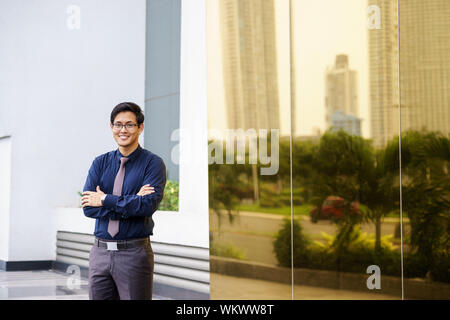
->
xmin=110 ymin=111 xmax=144 ymax=148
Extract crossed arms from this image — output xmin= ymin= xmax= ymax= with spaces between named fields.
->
xmin=81 ymin=157 xmax=166 ymax=219
xmin=81 ymin=184 xmax=155 ymax=207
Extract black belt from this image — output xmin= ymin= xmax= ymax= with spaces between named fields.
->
xmin=95 ymin=237 xmax=150 ymax=251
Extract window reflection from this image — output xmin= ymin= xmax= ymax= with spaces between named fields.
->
xmin=399 ymin=0 xmax=450 ymax=294
xmin=290 ymin=0 xmax=402 ymax=299
xmin=207 ymin=0 xmax=449 ymax=300
xmin=207 ymin=0 xmax=291 ymax=300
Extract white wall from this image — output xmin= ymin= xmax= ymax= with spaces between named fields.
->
xmin=0 ymin=137 xmax=12 ymax=261
xmin=0 ymin=0 xmax=146 ymax=261
xmin=1 ymin=0 xmax=209 ymax=262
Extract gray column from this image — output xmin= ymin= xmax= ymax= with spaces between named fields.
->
xmin=144 ymin=0 xmax=181 ymax=181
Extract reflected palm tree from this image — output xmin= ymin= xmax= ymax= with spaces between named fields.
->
xmin=400 ymin=132 xmax=450 ymax=277
xmin=375 ymin=130 xmax=450 ymax=279
xmin=363 ymin=138 xmax=400 ymax=252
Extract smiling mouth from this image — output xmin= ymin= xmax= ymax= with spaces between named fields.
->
xmin=118 ymin=135 xmax=129 ymax=140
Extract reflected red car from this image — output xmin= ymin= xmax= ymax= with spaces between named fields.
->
xmin=310 ymin=196 xmax=361 ymax=222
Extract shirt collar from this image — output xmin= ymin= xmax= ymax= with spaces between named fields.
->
xmin=116 ymin=144 xmax=142 ymax=163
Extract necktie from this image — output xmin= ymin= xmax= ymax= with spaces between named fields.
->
xmin=107 ymin=156 xmax=129 ymax=237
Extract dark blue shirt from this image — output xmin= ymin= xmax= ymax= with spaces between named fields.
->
xmin=83 ymin=145 xmax=166 ymax=240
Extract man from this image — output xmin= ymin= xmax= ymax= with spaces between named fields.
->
xmin=81 ymin=102 xmax=166 ymax=300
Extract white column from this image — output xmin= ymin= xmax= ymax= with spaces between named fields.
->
xmin=151 ymin=0 xmax=210 ymax=248
xmin=0 ymin=137 xmax=12 ymax=261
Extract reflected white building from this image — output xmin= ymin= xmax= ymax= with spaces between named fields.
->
xmin=325 ymin=54 xmax=359 ymax=129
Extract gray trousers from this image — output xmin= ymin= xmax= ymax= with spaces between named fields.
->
xmin=88 ymin=239 xmax=154 ymax=300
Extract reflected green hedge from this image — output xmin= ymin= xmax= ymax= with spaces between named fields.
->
xmin=210 ymin=241 xmax=246 ymax=260
xmin=159 ymin=179 xmax=179 ymax=211
xmin=273 ymin=219 xmax=449 ymax=283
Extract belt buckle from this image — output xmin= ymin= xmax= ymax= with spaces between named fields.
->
xmin=106 ymin=242 xmax=118 ymax=251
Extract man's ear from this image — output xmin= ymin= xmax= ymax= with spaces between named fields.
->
xmin=139 ymin=123 xmax=145 ymax=133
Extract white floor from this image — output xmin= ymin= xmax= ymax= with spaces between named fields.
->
xmin=0 ymin=270 xmax=169 ymax=300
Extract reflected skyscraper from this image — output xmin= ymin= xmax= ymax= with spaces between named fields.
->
xmin=369 ymin=0 xmax=450 ymax=147
xmin=399 ymin=0 xmax=450 ymax=136
xmin=368 ymin=0 xmax=399 ymax=148
xmin=219 ymin=0 xmax=280 ymax=131
xmin=325 ymin=54 xmax=360 ymax=133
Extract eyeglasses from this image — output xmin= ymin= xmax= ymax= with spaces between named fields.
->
xmin=112 ymin=123 xmax=139 ymax=131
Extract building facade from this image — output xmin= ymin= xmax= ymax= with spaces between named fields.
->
xmin=0 ymin=0 xmax=210 ymax=299
xmin=0 ymin=0 xmax=448 ymax=301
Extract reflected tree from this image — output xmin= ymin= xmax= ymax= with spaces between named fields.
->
xmin=312 ymin=130 xmax=371 ymax=253
xmin=399 ymin=131 xmax=450 ymax=279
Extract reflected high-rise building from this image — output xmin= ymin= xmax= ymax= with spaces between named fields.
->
xmin=369 ymin=0 xmax=450 ymax=147
xmin=219 ymin=0 xmax=280 ymax=131
xmin=368 ymin=0 xmax=399 ymax=148
xmin=399 ymin=0 xmax=450 ymax=136
xmin=325 ymin=54 xmax=360 ymax=133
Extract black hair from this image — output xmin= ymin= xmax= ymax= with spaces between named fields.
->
xmin=110 ymin=102 xmax=145 ymax=126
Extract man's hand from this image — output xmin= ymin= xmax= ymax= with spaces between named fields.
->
xmin=137 ymin=184 xmax=155 ymax=196
xmin=81 ymin=186 xmax=105 ymax=208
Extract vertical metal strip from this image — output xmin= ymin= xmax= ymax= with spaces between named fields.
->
xmin=397 ymin=0 xmax=405 ymax=301
xmin=289 ymin=0 xmax=295 ymax=301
